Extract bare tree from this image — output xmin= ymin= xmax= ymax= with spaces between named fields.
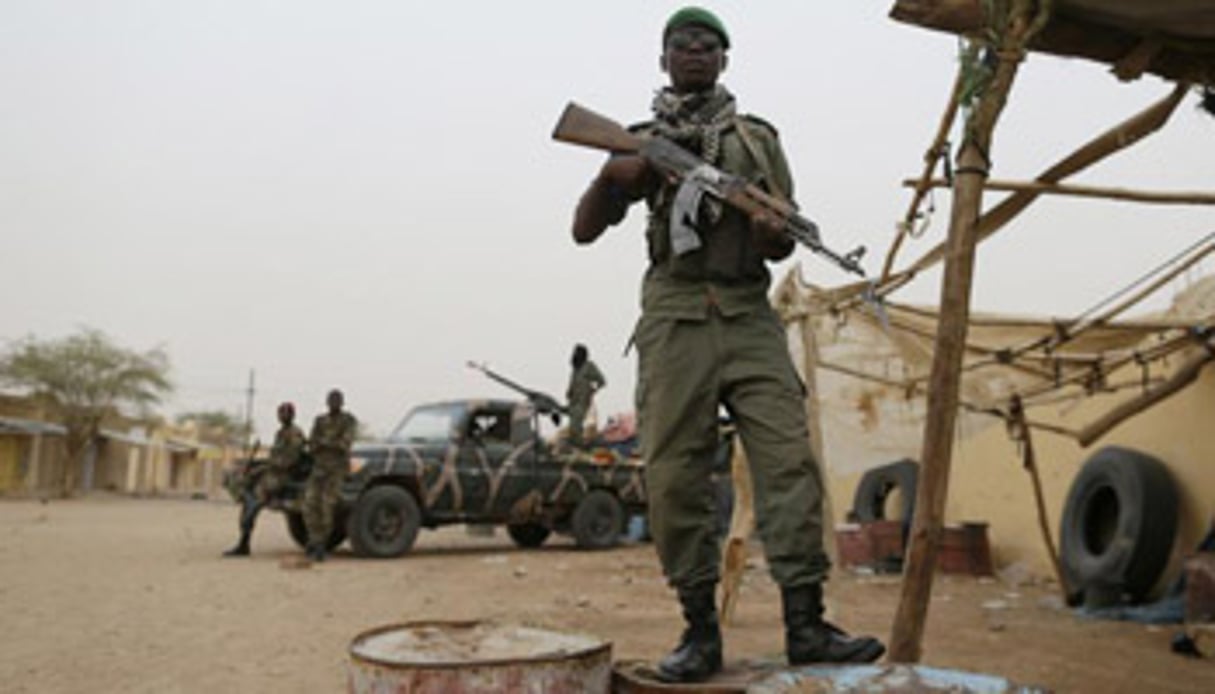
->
xmin=0 ymin=328 xmax=172 ymax=496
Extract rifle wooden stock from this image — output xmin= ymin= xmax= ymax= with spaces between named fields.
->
xmin=552 ymin=102 xmax=643 ymax=153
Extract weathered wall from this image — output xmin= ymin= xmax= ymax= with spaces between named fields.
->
xmin=797 ymin=276 xmax=1215 ymax=586
xmin=943 ymin=360 xmax=1215 ymax=580
xmin=817 ymin=335 xmax=1215 ymax=587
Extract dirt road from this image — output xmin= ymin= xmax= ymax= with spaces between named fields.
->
xmin=0 ymin=497 xmax=1210 ymax=692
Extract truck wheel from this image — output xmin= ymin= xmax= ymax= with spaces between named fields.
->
xmin=1059 ymin=446 xmax=1178 ymax=607
xmin=285 ymin=511 xmax=346 ymax=551
xmin=571 ymin=490 xmax=624 ymax=550
xmin=348 ymin=486 xmax=421 ymax=558
xmin=507 ymin=523 xmax=552 ymax=548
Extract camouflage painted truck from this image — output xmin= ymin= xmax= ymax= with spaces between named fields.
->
xmin=228 ymin=396 xmax=648 ymax=559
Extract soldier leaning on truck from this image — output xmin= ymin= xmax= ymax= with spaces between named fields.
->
xmin=223 ymin=402 xmax=306 ymax=557
xmin=569 ymin=6 xmax=884 ymax=683
xmin=566 ymin=343 xmax=605 ymax=448
xmin=303 ymin=389 xmax=357 ymax=562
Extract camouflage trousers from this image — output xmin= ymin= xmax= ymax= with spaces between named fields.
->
xmin=235 ymin=468 xmax=287 ymax=537
xmin=635 ymin=307 xmax=829 ymax=590
xmin=303 ymin=456 xmax=346 ymax=547
xmin=567 ymin=401 xmax=590 ymax=447
xmin=252 ymin=468 xmax=287 ymax=505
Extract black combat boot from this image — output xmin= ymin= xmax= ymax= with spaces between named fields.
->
xmin=222 ymin=533 xmax=250 ymax=557
xmin=307 ymin=543 xmax=326 ymax=562
xmin=655 ymin=584 xmax=723 ymax=683
xmin=223 ymin=494 xmax=259 ymax=557
xmin=782 ymin=583 xmax=885 ymax=665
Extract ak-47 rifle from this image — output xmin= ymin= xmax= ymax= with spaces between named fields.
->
xmin=466 ymin=361 xmax=568 ymax=423
xmin=551 ymin=102 xmax=867 ymax=277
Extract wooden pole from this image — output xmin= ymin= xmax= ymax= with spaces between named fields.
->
xmin=902 ymin=177 xmax=1215 ymax=205
xmin=798 ymin=311 xmax=835 ymax=570
xmin=1009 ymin=396 xmax=1072 ymax=602
xmin=719 ymin=439 xmax=753 ymax=626
xmin=888 ymin=0 xmax=1045 ymax=664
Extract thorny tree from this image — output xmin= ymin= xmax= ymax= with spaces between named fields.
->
xmin=0 ymin=329 xmax=172 ymax=496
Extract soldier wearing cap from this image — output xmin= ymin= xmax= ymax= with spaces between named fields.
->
xmin=223 ymin=402 xmax=306 ymax=557
xmin=303 ymin=389 xmax=357 ymax=562
xmin=570 ymin=6 xmax=884 ymax=682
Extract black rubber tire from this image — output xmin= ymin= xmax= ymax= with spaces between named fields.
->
xmin=284 ymin=510 xmax=346 ymax=551
xmin=347 ymin=486 xmax=422 ymax=559
xmin=1059 ymin=446 xmax=1179 ymax=607
xmin=571 ymin=489 xmax=624 ymax=550
xmin=507 ymin=522 xmax=552 ymax=549
xmin=852 ymin=459 xmax=919 ymax=523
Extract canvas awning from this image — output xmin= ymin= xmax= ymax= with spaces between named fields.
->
xmin=891 ymin=0 xmax=1215 ymax=84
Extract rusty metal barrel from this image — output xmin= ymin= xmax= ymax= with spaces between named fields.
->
xmin=347 ymin=620 xmax=612 ymax=693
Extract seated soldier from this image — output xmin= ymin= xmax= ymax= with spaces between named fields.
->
xmin=223 ymin=402 xmax=306 ymax=557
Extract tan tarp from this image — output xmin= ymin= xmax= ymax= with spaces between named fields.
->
xmin=781 ymin=272 xmax=1215 ymax=477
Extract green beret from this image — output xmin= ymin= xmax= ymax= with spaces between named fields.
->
xmin=663 ymin=6 xmax=730 ymax=50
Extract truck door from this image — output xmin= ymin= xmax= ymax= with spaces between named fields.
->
xmin=456 ymin=405 xmax=521 ymax=518
xmin=492 ymin=405 xmax=541 ymax=516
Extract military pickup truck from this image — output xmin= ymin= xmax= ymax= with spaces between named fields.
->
xmin=229 ymin=397 xmax=648 ymax=559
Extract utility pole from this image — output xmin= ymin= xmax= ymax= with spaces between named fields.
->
xmin=243 ymin=369 xmax=256 ymax=445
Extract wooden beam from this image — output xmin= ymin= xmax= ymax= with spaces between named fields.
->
xmin=1017 ymin=331 xmax=1197 ymax=401
xmin=719 ymin=440 xmax=753 ymax=626
xmin=1076 ymin=343 xmax=1215 ymax=446
xmin=905 ymin=83 xmax=1188 ymax=276
xmin=1009 ymin=396 xmax=1073 ymax=603
xmin=886 ymin=300 xmax=1203 ymax=332
xmin=903 ymin=177 xmax=1215 ymax=205
xmin=882 ymin=52 xmax=968 ymax=281
xmin=889 ymin=0 xmax=984 ymax=35
xmin=890 ymin=0 xmax=1215 ymax=84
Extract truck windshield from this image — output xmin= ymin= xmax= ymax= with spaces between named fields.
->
xmin=388 ymin=403 xmax=464 ymax=444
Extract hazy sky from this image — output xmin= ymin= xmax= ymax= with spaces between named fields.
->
xmin=2 ymin=2 xmax=1211 ymax=438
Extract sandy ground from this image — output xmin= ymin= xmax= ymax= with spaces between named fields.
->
xmin=1 ymin=496 xmax=1211 ymax=693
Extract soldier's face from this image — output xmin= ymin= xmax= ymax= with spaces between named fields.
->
xmin=662 ymin=25 xmax=727 ymax=94
xmin=279 ymin=408 xmax=294 ymax=425
xmin=327 ymin=392 xmax=343 ymax=412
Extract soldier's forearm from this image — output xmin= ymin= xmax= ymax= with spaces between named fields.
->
xmin=573 ymin=177 xmax=629 ymax=244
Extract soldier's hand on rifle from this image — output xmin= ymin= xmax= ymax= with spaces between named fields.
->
xmin=575 ymin=155 xmax=655 ymax=243
xmin=750 ymin=209 xmax=794 ymax=260
xmin=598 ymin=154 xmax=655 ymax=199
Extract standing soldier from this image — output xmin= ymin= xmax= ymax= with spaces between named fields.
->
xmin=223 ymin=402 xmax=305 ymax=557
xmin=565 ymin=343 xmax=606 ymax=448
xmin=569 ymin=6 xmax=884 ymax=682
xmin=303 ymin=389 xmax=357 ymax=562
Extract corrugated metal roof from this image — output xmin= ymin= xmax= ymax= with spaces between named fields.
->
xmin=0 ymin=416 xmax=66 ymax=436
